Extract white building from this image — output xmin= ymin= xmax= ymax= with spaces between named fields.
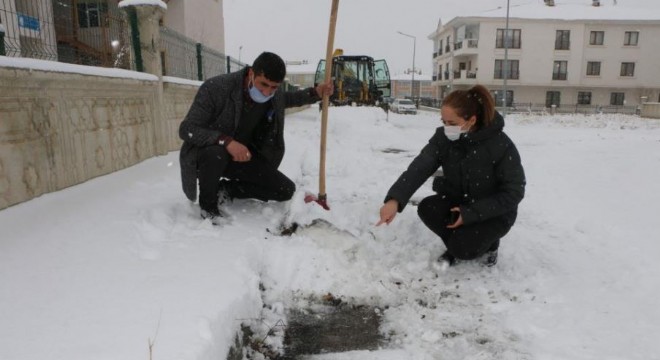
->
xmin=428 ymin=0 xmax=660 ymax=110
xmin=162 ymin=0 xmax=224 ymax=55
xmin=0 ymin=0 xmax=224 ymax=70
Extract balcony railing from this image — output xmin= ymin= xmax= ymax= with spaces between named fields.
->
xmin=453 ymin=70 xmax=478 ymax=80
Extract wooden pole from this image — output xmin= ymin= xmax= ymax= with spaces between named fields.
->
xmin=318 ymin=0 xmax=339 ymax=201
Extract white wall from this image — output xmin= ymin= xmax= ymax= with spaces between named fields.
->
xmin=163 ymin=0 xmax=224 ymax=54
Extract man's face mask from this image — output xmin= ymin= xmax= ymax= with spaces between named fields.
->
xmin=248 ymin=75 xmax=276 ymax=103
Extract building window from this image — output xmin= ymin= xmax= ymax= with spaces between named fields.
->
xmin=610 ymin=92 xmax=625 ymax=105
xmin=439 ymin=40 xmax=443 ymax=55
xmin=496 ymin=29 xmax=521 ymax=49
xmin=624 ymin=31 xmax=639 ymax=46
xmin=552 ymin=61 xmax=568 ymax=80
xmin=620 ymin=62 xmax=635 ymax=76
xmin=546 ymin=91 xmax=561 ymax=107
xmin=491 ymin=90 xmax=514 ymax=107
xmin=494 ymin=60 xmax=519 ymax=79
xmin=555 ymin=30 xmax=570 ymax=50
xmin=586 ymin=61 xmax=601 ymax=76
xmin=578 ymin=91 xmax=592 ymax=105
xmin=77 ymin=1 xmax=108 ymax=28
xmin=590 ymin=31 xmax=604 ymax=45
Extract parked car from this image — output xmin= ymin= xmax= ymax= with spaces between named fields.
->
xmin=390 ymin=98 xmax=417 ymax=114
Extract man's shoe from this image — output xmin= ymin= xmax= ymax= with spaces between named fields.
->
xmin=432 ymin=251 xmax=456 ymax=272
xmin=483 ymin=249 xmax=498 ymax=267
xmin=201 ymin=209 xmax=227 ymax=226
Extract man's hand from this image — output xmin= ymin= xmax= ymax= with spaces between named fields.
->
xmin=315 ymin=80 xmax=334 ymax=98
xmin=376 ymin=199 xmax=399 ymax=226
xmin=446 ymin=207 xmax=464 ymax=229
xmin=226 ymin=141 xmax=251 ymax=162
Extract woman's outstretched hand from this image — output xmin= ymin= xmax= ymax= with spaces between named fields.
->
xmin=376 ymin=199 xmax=399 ymax=226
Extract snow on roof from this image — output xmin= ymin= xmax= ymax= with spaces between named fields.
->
xmin=390 ymin=73 xmax=433 ymax=82
xmin=286 ymin=62 xmax=319 ymax=74
xmin=467 ymin=0 xmax=660 ymax=22
xmin=118 ymin=0 xmax=167 ymax=10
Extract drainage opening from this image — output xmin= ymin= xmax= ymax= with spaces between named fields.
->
xmin=243 ymin=294 xmax=386 ymax=359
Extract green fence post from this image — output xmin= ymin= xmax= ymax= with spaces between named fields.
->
xmin=0 ymin=27 xmax=5 ymax=56
xmin=126 ymin=7 xmax=144 ymax=72
xmin=196 ymin=43 xmax=203 ymax=81
xmin=226 ymin=56 xmax=231 ymax=74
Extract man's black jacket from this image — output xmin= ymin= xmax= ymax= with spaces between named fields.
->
xmin=178 ymin=67 xmax=320 ymax=201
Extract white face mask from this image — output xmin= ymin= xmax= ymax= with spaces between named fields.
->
xmin=444 ymin=125 xmax=467 ymax=141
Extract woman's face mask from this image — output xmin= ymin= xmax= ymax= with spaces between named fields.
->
xmin=444 ymin=125 xmax=467 ymax=141
xmin=441 ymin=105 xmax=473 ymax=141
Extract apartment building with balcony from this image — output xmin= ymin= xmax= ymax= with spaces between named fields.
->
xmin=428 ymin=0 xmax=660 ymax=110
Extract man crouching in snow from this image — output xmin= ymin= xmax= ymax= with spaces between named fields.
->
xmin=376 ymin=85 xmax=526 ymax=269
xmin=178 ymin=52 xmax=333 ymax=224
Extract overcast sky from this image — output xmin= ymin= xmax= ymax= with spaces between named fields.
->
xmin=223 ymin=0 xmax=657 ymax=77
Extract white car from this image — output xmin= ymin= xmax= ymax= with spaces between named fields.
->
xmin=390 ymin=98 xmax=417 ymax=114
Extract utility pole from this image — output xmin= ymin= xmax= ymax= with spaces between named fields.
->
xmin=397 ymin=31 xmax=416 ymax=101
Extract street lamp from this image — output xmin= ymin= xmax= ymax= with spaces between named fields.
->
xmin=397 ymin=31 xmax=416 ymax=100
xmin=239 ymin=45 xmax=243 ymax=63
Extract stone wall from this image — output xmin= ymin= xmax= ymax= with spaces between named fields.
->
xmin=0 ymin=67 xmax=195 ymax=210
xmin=641 ymin=103 xmax=660 ymax=119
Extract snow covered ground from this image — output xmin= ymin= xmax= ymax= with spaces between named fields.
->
xmin=2 ymin=107 xmax=660 ymax=360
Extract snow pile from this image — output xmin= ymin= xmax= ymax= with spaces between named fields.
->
xmin=2 ymin=108 xmax=660 ymax=359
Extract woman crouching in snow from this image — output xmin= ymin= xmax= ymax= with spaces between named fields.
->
xmin=376 ymin=85 xmax=526 ymax=269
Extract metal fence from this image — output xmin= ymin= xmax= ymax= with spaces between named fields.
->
xmin=1 ymin=1 xmax=246 ymax=77
xmin=505 ymin=103 xmax=639 ymax=115
xmin=421 ymin=99 xmax=639 ymax=115
xmin=1 ymin=0 xmax=58 ymax=59
xmin=0 ymin=0 xmax=131 ymax=68
xmin=160 ymin=25 xmax=245 ymax=81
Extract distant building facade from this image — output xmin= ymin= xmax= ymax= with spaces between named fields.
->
xmin=390 ymin=73 xmax=438 ymax=100
xmin=428 ymin=2 xmax=660 ymax=109
xmin=285 ymin=60 xmax=317 ymax=89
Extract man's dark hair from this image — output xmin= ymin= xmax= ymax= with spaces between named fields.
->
xmin=252 ymin=52 xmax=286 ymax=83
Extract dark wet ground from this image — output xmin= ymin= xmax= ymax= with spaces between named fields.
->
xmin=281 ymin=303 xmax=384 ymax=359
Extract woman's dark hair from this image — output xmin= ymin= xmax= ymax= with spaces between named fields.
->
xmin=252 ymin=52 xmax=286 ymax=83
xmin=442 ymin=85 xmax=496 ymax=129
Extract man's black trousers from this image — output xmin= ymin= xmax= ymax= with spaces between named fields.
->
xmin=417 ymin=194 xmax=511 ymax=260
xmin=197 ymin=145 xmax=295 ymax=212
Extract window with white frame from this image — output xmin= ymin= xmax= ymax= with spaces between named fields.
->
xmin=624 ymin=31 xmax=639 ymax=46
xmin=494 ymin=59 xmax=519 ymax=79
xmin=590 ymin=31 xmax=604 ymax=45
xmin=578 ymin=91 xmax=592 ymax=105
xmin=586 ymin=61 xmax=601 ymax=76
xmin=620 ymin=62 xmax=635 ymax=77
xmin=496 ymin=29 xmax=521 ymax=49
xmin=610 ymin=92 xmax=625 ymax=105
xmin=546 ymin=91 xmax=561 ymax=107
xmin=77 ymin=1 xmax=108 ymax=28
xmin=552 ymin=61 xmax=568 ymax=80
xmin=555 ymin=30 xmax=570 ymax=50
